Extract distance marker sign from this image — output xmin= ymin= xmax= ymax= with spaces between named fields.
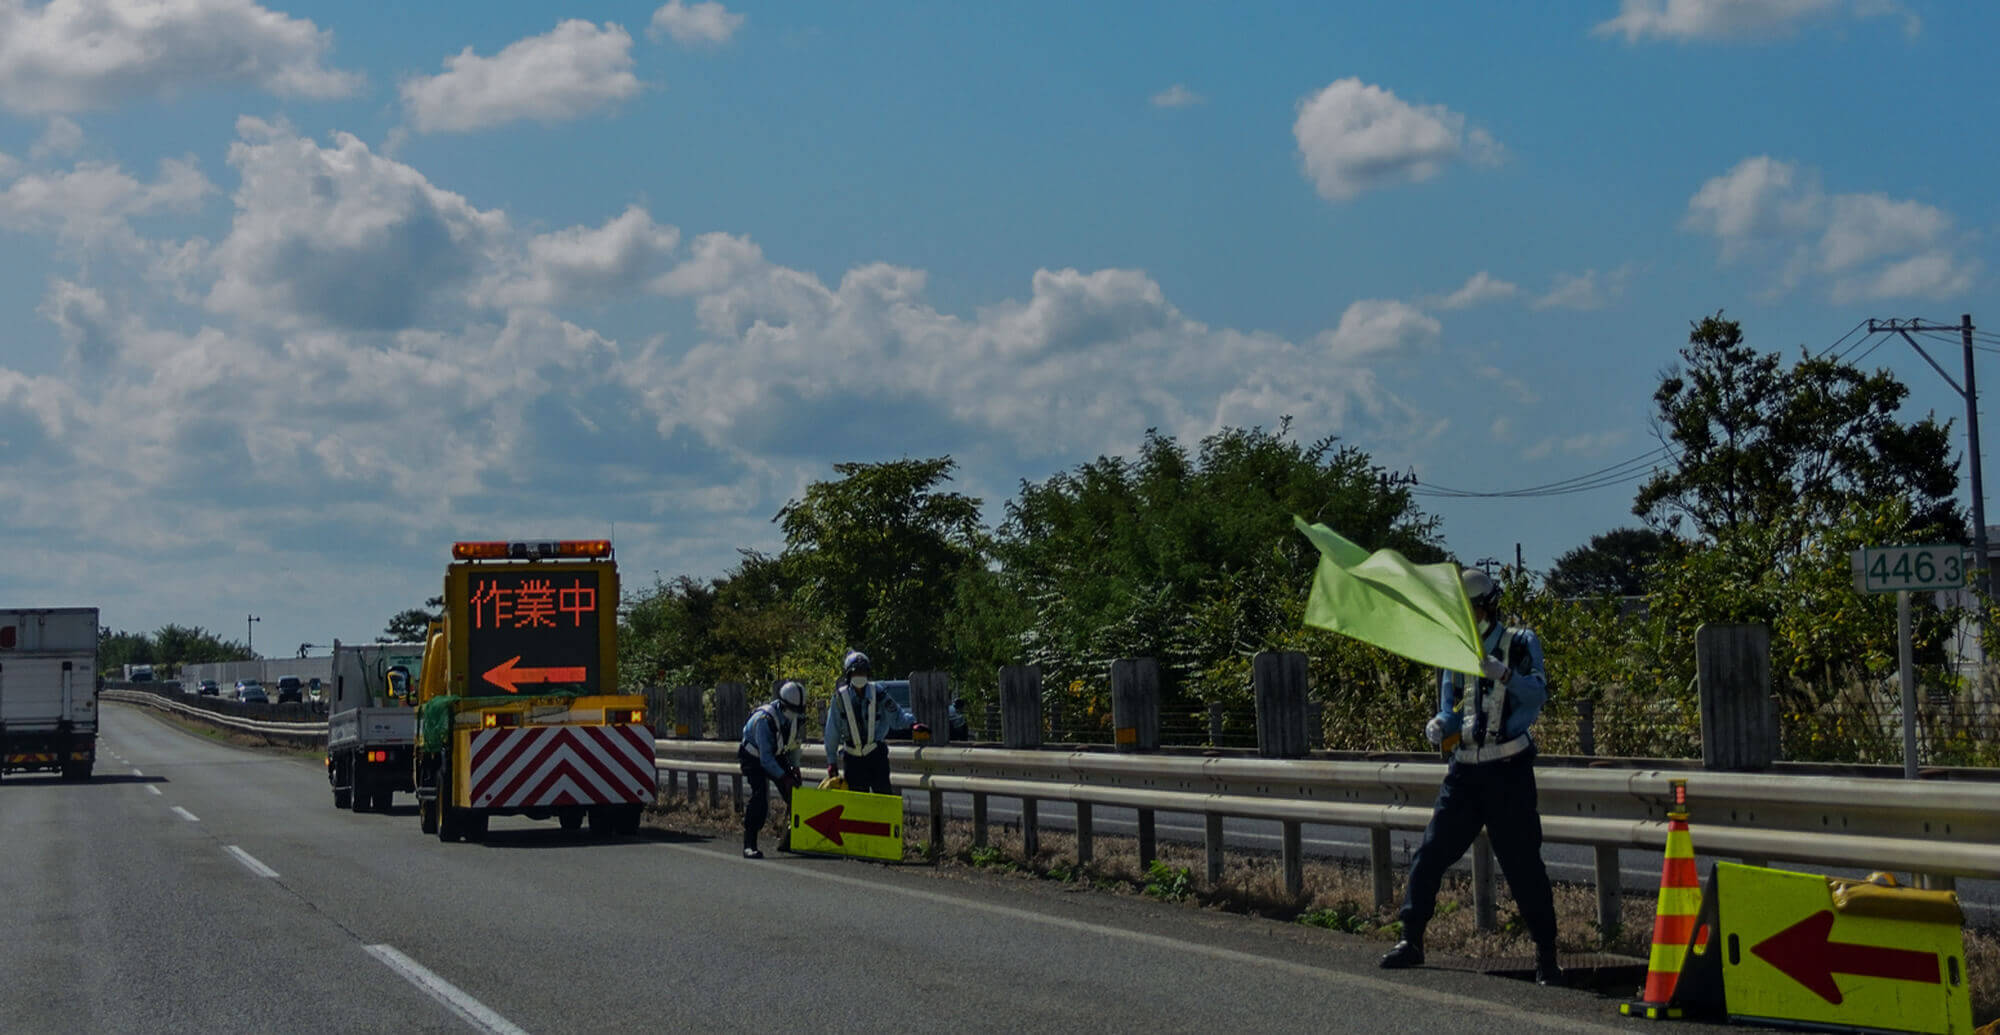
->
xmin=1851 ymin=544 xmax=1968 ymax=594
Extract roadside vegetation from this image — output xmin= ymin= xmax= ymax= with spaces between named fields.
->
xmin=598 ymin=313 xmax=1996 ymax=764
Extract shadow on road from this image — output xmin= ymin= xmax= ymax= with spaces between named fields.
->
xmin=467 ymin=825 xmax=718 ymax=850
xmin=0 ymin=773 xmax=168 ymax=788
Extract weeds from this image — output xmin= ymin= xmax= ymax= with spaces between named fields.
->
xmin=1141 ymin=860 xmax=1194 ymax=902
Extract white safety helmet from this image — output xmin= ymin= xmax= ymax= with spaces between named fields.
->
xmin=1461 ymin=568 xmax=1501 ymax=611
xmin=841 ymin=650 xmax=872 ymax=677
xmin=777 ymin=680 xmax=805 ymax=713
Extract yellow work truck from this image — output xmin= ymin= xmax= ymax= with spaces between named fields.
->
xmin=413 ymin=539 xmax=655 ymax=842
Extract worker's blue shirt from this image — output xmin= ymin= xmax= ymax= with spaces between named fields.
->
xmin=823 ymin=682 xmax=914 ymax=768
xmin=1434 ymin=622 xmax=1549 ymax=744
xmin=741 ymin=702 xmax=801 ymax=780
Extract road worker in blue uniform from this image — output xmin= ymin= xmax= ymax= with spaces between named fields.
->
xmin=1380 ymin=568 xmax=1565 ymax=986
xmin=740 ymin=680 xmax=807 ymax=859
xmin=823 ymin=650 xmax=923 ymax=795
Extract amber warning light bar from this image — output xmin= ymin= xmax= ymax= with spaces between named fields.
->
xmin=453 ymin=540 xmax=613 ymax=561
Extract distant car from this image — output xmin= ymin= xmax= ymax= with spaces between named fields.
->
xmin=877 ymin=679 xmax=972 ymax=741
xmin=274 ymin=675 xmax=303 ymax=703
xmin=197 ymin=679 xmax=221 ymax=697
xmin=235 ymin=679 xmax=268 ymax=704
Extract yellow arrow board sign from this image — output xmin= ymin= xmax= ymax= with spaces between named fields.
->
xmin=789 ymin=786 xmax=905 ymax=861
xmin=1707 ymin=862 xmax=1971 ymax=1034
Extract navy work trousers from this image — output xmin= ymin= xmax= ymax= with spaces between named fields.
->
xmin=838 ymin=745 xmax=893 ymax=796
xmin=1396 ymin=749 xmax=1558 ymax=948
xmin=739 ymin=749 xmax=792 ymax=850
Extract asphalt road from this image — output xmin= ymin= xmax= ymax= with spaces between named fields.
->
xmin=0 ymin=703 xmax=1730 ymax=1035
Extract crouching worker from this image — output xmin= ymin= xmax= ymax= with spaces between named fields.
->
xmin=740 ymin=680 xmax=807 ymax=859
xmin=1379 ymin=568 xmax=1564 ymax=986
xmin=822 ymin=650 xmax=923 ymax=795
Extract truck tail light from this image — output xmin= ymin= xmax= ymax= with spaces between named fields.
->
xmin=366 ymin=750 xmax=389 ymax=763
xmin=482 ymin=712 xmax=521 ymax=729
xmin=605 ymin=708 xmax=644 ymax=725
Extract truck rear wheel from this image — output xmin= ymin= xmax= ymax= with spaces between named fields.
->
xmin=617 ymin=804 xmax=641 ymax=836
xmin=371 ymin=788 xmax=392 ymax=811
xmin=419 ymin=796 xmax=438 ymax=834
xmin=559 ymin=808 xmax=584 ymax=832
xmin=463 ymin=811 xmax=489 ymax=842
xmin=350 ymin=769 xmax=371 ymax=812
xmin=61 ymin=762 xmax=92 ymax=781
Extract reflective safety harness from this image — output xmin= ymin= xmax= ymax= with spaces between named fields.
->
xmin=750 ymin=702 xmax=801 ymax=757
xmin=1454 ymin=626 xmax=1532 ymax=765
xmin=836 ymin=685 xmax=881 ymax=757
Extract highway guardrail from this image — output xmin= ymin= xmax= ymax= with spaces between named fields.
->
xmin=104 ymin=689 xmax=328 ymax=744
xmin=651 ymin=739 xmax=2000 ymax=935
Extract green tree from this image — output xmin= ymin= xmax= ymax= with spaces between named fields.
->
xmin=1634 ymin=313 xmax=1963 ymax=559
xmin=1545 ymin=527 xmax=1674 ymax=598
xmin=379 ymin=596 xmax=443 ymax=643
xmin=776 ymin=456 xmax=986 ymax=679
xmin=150 ymin=625 xmax=254 ymax=671
xmin=98 ymin=628 xmax=153 ymax=675
xmin=995 ymin=423 xmax=1444 ymax=723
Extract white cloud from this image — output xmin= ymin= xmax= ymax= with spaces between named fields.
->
xmin=489 ymin=205 xmax=681 ymax=308
xmin=1685 ymin=155 xmax=1975 ymax=300
xmin=1532 ymin=267 xmax=1630 ymax=311
xmin=0 ymin=151 xmax=17 ymax=178
xmin=205 ymin=117 xmax=508 ymax=329
xmin=0 ymin=156 xmax=213 ymax=249
xmin=1433 ymin=271 xmax=1518 ymax=309
xmin=1151 ymin=84 xmax=1202 ymax=109
xmin=1292 ymin=78 xmax=1500 ymax=202
xmin=1595 ymin=0 xmax=1830 ymax=42
xmin=0 ymin=0 xmax=361 ymax=115
xmin=400 ymin=20 xmax=641 ymax=133
xmin=648 ymin=0 xmax=743 ymax=45
xmin=31 ymin=116 xmax=84 ymax=160
xmin=1316 ymin=299 xmax=1441 ymax=360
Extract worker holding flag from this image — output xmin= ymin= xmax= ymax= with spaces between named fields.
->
xmin=1290 ymin=518 xmax=1560 ymax=986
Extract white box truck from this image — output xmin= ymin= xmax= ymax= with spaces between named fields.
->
xmin=326 ymin=639 xmax=423 ymax=812
xmin=0 ymin=608 xmax=100 ymax=781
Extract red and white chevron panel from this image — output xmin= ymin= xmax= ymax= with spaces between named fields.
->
xmin=467 ymin=724 xmax=658 ymax=808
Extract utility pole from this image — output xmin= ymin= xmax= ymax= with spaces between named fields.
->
xmin=247 ymin=613 xmax=261 ymax=656
xmin=1867 ymin=315 xmax=1988 ymax=598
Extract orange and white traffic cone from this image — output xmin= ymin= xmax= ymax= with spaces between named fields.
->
xmin=1621 ymin=779 xmax=1704 ymax=1020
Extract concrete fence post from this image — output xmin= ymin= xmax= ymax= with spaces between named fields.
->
xmin=673 ymin=685 xmax=704 ymax=739
xmin=1253 ymin=651 xmax=1309 ymax=759
xmin=714 ymin=683 xmax=748 ymax=742
xmin=999 ymin=665 xmax=1043 ymax=749
xmin=911 ymin=670 xmax=953 ymax=745
xmin=1697 ymin=623 xmax=1776 ymax=770
xmin=1110 ymin=657 xmax=1160 ymax=753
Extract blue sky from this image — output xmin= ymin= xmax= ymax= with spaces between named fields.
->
xmin=3 ymin=0 xmax=1994 ymax=657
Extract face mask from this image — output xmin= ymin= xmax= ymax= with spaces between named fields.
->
xmin=849 ymin=675 xmax=869 ymax=689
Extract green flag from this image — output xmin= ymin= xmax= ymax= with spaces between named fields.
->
xmin=1293 ymin=516 xmax=1483 ymax=674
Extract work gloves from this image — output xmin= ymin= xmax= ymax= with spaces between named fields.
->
xmin=1480 ymin=658 xmax=1510 ymax=683
xmin=1424 ymin=717 xmax=1446 ymax=746
xmin=911 ymin=722 xmax=930 ymax=736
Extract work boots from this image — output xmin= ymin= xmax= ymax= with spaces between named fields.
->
xmin=1535 ymin=944 xmax=1565 ymax=986
xmin=1377 ymin=939 xmax=1424 ymax=969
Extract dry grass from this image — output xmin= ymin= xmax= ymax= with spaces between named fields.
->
xmin=653 ymin=793 xmax=1998 ymax=1024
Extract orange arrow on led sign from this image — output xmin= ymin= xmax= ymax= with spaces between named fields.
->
xmin=804 ymin=804 xmax=894 ymax=846
xmin=1751 ymin=909 xmax=1940 ymax=1005
xmin=482 ymin=655 xmax=587 ymax=695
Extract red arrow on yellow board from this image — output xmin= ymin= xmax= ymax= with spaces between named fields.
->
xmin=482 ymin=655 xmax=586 ymax=694
xmin=1751 ymin=909 xmax=1940 ymax=1004
xmin=804 ymin=804 xmax=895 ymax=846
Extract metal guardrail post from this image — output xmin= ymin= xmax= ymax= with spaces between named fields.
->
xmin=1205 ymin=814 xmax=1224 ymax=883
xmin=928 ymin=789 xmax=944 ymax=860
xmin=1076 ymin=803 xmax=1094 ymax=864
xmin=1370 ymin=828 xmax=1393 ymax=910
xmin=708 ymin=772 xmax=720 ymax=809
xmin=1137 ymin=809 xmax=1156 ymax=867
xmin=731 ymin=774 xmax=741 ymax=808
xmin=1472 ymin=835 xmax=1497 ymax=932
xmin=1021 ymin=798 xmax=1039 ymax=857
xmin=1593 ymin=845 xmax=1620 ymax=941
xmin=1281 ymin=821 xmax=1303 ymax=896
xmin=972 ymin=792 xmax=988 ymax=846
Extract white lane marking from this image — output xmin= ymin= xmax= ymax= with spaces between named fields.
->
xmin=171 ymin=806 xmax=199 ymax=822
xmin=146 ymin=786 xmax=163 ymax=796
xmin=131 ymin=768 xmax=143 ymax=777
xmin=225 ymin=845 xmax=279 ymax=878
xmin=665 ymin=842 xmax=1619 ymax=1033
xmin=364 ymin=944 xmax=529 ymax=1035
